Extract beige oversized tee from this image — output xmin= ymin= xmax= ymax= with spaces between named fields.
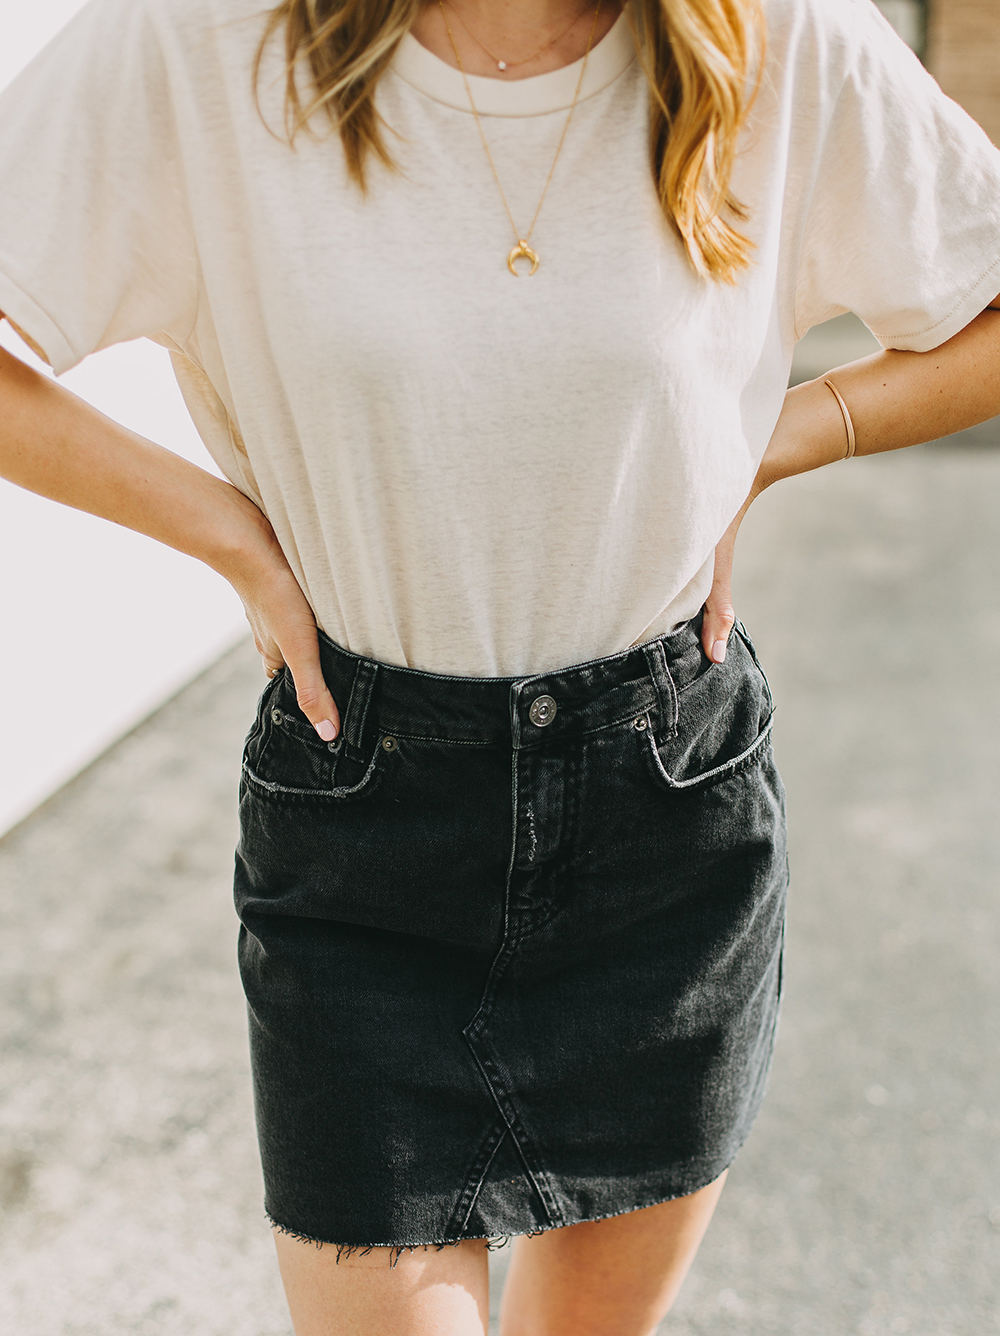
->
xmin=1 ymin=0 xmax=999 ymax=675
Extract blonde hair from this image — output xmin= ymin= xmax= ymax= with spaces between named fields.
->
xmin=255 ymin=0 xmax=762 ymax=281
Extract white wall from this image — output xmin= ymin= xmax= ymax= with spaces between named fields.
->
xmin=0 ymin=2 xmax=248 ymax=836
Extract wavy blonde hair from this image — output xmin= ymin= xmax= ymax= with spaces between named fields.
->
xmin=255 ymin=0 xmax=762 ymax=281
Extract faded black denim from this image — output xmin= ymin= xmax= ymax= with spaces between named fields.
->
xmin=234 ymin=615 xmax=787 ymax=1249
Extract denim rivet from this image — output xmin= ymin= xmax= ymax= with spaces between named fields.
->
xmin=382 ymin=736 xmax=398 ymax=752
xmin=327 ymin=738 xmax=342 ymax=753
xmin=270 ymin=709 xmax=283 ymax=725
xmin=634 ymin=716 xmax=648 ymax=731
xmin=528 ymin=695 xmax=557 ymax=727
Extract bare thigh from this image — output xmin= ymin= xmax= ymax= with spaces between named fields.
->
xmin=498 ymin=1172 xmax=728 ymax=1336
xmin=273 ymin=1232 xmax=490 ymax=1336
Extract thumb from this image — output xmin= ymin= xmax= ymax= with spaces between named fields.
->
xmin=281 ymin=628 xmax=341 ymax=742
xmin=702 ymin=531 xmax=738 ymax=665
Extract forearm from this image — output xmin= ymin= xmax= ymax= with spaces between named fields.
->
xmin=0 ymin=333 xmax=341 ymax=733
xmin=0 ymin=340 xmax=276 ymax=582
xmin=758 ymin=305 xmax=1000 ymax=494
xmin=703 ymin=302 xmax=1000 ymax=660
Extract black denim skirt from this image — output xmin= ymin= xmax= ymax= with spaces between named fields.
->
xmin=234 ymin=616 xmax=787 ymax=1249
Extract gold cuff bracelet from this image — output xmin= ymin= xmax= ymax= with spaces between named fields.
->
xmin=823 ymin=378 xmax=857 ymax=460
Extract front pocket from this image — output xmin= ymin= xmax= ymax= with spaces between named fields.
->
xmin=642 ymin=629 xmax=774 ymax=793
xmin=242 ymin=673 xmax=387 ymax=801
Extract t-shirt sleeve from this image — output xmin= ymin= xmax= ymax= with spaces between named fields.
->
xmin=794 ymin=0 xmax=1000 ymax=350
xmin=0 ymin=0 xmax=199 ymax=375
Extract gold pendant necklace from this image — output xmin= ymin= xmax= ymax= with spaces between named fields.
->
xmin=438 ymin=0 xmax=603 ymax=276
xmin=443 ymin=0 xmax=596 ymax=72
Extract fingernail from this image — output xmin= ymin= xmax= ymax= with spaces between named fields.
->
xmin=711 ymin=639 xmax=728 ymax=664
xmin=315 ymin=720 xmax=337 ymax=742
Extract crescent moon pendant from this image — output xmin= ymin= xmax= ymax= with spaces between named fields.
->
xmin=507 ymin=240 xmax=540 ymax=277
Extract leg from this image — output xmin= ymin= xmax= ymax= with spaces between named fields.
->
xmin=498 ymin=1172 xmax=727 ymax=1336
xmin=274 ymin=1231 xmax=490 ymax=1336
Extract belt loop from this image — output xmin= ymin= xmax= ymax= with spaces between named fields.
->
xmin=641 ymin=639 xmax=678 ymax=739
xmin=342 ymin=659 xmax=379 ymax=762
xmin=509 ymin=681 xmax=525 ymax=751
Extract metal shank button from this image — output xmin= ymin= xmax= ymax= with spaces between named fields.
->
xmin=528 ymin=694 xmax=558 ymax=727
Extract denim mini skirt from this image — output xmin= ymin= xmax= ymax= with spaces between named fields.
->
xmin=234 ymin=616 xmax=787 ymax=1249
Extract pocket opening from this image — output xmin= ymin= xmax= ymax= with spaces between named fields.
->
xmin=643 ymin=711 xmax=774 ymax=792
xmin=242 ymin=676 xmax=389 ymax=801
xmin=641 ymin=628 xmax=775 ymax=794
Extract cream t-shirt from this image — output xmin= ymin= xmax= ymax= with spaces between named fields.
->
xmin=1 ymin=0 xmax=999 ymax=675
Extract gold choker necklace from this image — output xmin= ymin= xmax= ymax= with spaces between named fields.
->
xmin=438 ymin=0 xmax=603 ymax=276
xmin=443 ymin=0 xmax=596 ymax=72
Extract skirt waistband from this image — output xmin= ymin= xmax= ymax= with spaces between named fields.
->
xmin=316 ymin=616 xmax=716 ymax=755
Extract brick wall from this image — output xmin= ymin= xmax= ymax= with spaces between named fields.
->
xmin=927 ymin=0 xmax=1000 ymax=144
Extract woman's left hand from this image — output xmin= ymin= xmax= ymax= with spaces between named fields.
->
xmin=699 ymin=291 xmax=1000 ymax=666
xmin=700 ymin=505 xmax=747 ymax=665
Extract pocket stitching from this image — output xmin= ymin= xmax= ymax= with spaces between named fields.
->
xmin=241 ymin=745 xmax=385 ymax=800
xmin=644 ymin=711 xmax=774 ymax=791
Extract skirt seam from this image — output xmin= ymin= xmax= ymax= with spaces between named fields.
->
xmin=446 ymin=1119 xmax=511 ymax=1238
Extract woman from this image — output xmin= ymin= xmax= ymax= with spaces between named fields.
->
xmin=1 ymin=0 xmax=998 ymax=1331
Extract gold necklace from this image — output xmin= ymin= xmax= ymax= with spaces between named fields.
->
xmin=444 ymin=0 xmax=596 ymax=72
xmin=438 ymin=0 xmax=603 ymax=276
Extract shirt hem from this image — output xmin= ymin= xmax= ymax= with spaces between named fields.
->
xmin=870 ymin=251 xmax=1000 ymax=353
xmin=0 ymin=266 xmax=79 ymax=375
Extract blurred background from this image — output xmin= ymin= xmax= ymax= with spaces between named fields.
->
xmin=1 ymin=2 xmax=998 ymax=1334
xmin=0 ymin=6 xmax=248 ymax=838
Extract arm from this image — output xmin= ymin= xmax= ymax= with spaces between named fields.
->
xmin=0 ymin=325 xmax=341 ymax=739
xmin=702 ymin=296 xmax=1000 ymax=662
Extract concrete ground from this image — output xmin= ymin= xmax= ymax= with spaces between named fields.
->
xmin=1 ymin=341 xmax=998 ymax=1332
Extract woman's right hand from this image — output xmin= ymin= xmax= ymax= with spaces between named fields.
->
xmin=225 ymin=531 xmax=341 ymax=742
xmin=0 ymin=333 xmax=340 ymax=741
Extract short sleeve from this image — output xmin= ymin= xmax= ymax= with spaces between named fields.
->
xmin=794 ymin=0 xmax=1000 ymax=350
xmin=0 ymin=0 xmax=199 ymax=374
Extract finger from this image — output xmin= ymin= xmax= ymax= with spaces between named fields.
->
xmin=280 ymin=628 xmax=341 ymax=741
xmin=703 ymin=597 xmax=736 ymax=664
xmin=703 ymin=536 xmax=737 ymax=665
xmin=248 ymin=624 xmax=285 ymax=680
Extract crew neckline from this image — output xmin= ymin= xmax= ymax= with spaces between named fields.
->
xmin=390 ymin=10 xmax=637 ymax=117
